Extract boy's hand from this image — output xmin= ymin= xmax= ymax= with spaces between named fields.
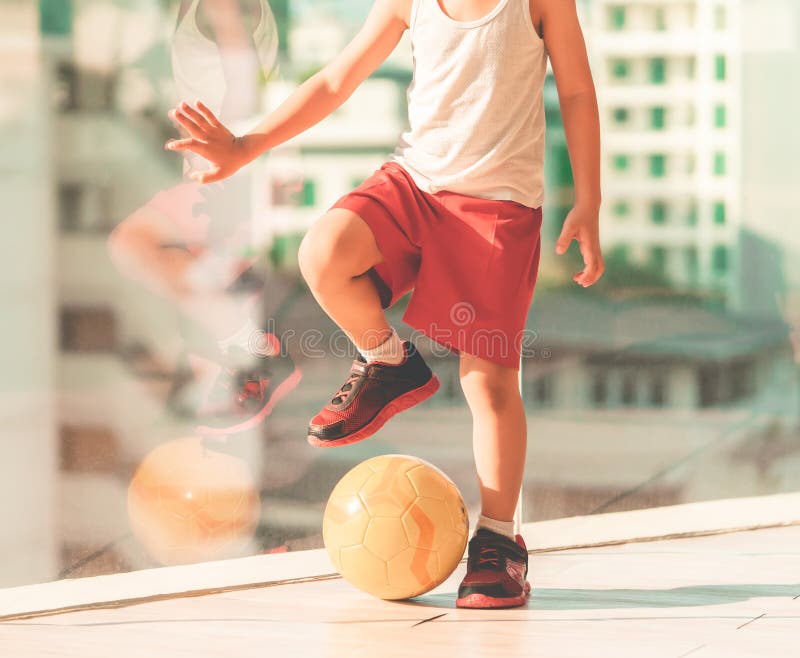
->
xmin=555 ymin=205 xmax=604 ymax=287
xmin=164 ymin=101 xmax=251 ymax=184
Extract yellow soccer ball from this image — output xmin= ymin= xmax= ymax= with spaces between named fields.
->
xmin=322 ymin=454 xmax=469 ymax=600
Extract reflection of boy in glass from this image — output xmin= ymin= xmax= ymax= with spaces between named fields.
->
xmin=108 ymin=0 xmax=299 ymax=432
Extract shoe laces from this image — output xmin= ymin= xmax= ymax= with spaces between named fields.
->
xmin=331 ymin=364 xmax=364 ymax=405
xmin=475 ymin=543 xmax=501 ymax=569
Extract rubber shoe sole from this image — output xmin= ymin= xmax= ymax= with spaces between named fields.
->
xmin=307 ymin=374 xmax=440 ymax=448
xmin=455 ymin=581 xmax=531 ymax=609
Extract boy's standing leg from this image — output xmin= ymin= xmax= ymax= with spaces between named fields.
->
xmin=456 ymin=351 xmax=531 ymax=609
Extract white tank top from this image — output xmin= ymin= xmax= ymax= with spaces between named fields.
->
xmin=390 ymin=0 xmax=547 ymax=209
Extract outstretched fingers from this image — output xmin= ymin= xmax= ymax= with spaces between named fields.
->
xmin=164 ymin=137 xmax=207 ymax=156
xmin=194 ymin=100 xmax=222 ymax=129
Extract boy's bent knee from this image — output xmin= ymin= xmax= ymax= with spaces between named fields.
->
xmin=298 ymin=209 xmax=381 ymax=289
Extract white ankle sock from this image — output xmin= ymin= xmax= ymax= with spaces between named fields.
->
xmin=475 ymin=513 xmax=516 ymax=541
xmin=357 ymin=327 xmax=405 ymax=365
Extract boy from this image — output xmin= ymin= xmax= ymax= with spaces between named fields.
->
xmin=166 ymin=0 xmax=602 ymax=609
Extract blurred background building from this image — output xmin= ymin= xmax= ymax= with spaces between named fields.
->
xmin=0 ymin=0 xmax=798 ymax=588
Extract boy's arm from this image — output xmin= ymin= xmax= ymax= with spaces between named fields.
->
xmin=537 ymin=0 xmax=603 ymax=287
xmin=166 ymin=0 xmax=410 ymax=183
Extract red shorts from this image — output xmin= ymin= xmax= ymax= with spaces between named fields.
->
xmin=328 ymin=161 xmax=543 ymax=370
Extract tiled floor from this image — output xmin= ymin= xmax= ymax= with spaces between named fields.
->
xmin=2 ymin=525 xmax=798 ymax=657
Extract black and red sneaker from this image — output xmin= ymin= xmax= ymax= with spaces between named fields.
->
xmin=307 ymin=340 xmax=439 ymax=448
xmin=456 ymin=528 xmax=531 ymax=609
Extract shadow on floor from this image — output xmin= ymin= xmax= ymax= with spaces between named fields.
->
xmin=401 ymin=583 xmax=800 ymax=610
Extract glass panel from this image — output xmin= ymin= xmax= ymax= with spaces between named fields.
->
xmin=2 ymin=0 xmax=800 ymax=594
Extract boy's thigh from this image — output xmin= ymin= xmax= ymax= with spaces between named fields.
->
xmin=300 ymin=207 xmax=385 ymax=275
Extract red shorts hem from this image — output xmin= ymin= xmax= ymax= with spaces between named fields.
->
xmin=402 ymin=299 xmax=526 ymax=371
xmin=326 ymin=160 xmax=542 ymax=371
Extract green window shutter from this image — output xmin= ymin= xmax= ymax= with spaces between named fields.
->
xmin=613 ymin=201 xmax=630 ymax=218
xmin=612 ymin=59 xmax=630 ymax=79
xmin=713 ymin=202 xmax=726 ymax=225
xmin=613 ymin=154 xmax=630 ymax=171
xmin=650 ymin=201 xmax=667 ymax=224
xmin=714 ymin=152 xmax=726 ymax=176
xmin=650 ymin=154 xmax=666 ymax=178
xmin=610 ymin=6 xmax=626 ymax=29
xmin=613 ymin=107 xmax=629 ymax=124
xmin=301 ymin=180 xmax=316 ymax=206
xmin=40 ymin=0 xmax=73 ymax=36
xmin=715 ymin=55 xmax=726 ymax=81
xmin=651 ymin=107 xmax=666 ymax=130
xmin=712 ymin=245 xmax=728 ymax=273
xmin=714 ymin=104 xmax=726 ymax=128
xmin=650 ymin=58 xmax=666 ymax=84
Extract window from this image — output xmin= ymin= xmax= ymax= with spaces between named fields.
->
xmin=714 ymin=152 xmax=726 ymax=176
xmin=529 ymin=375 xmax=554 ymax=406
xmin=613 ymin=107 xmax=629 ymax=124
xmin=685 ymin=246 xmax=699 ymax=284
xmin=714 ymin=104 xmax=726 ymax=128
xmin=715 ymin=55 xmax=726 ymax=81
xmin=591 ymin=371 xmax=608 ymax=406
xmin=712 ymin=245 xmax=728 ymax=274
xmin=650 ymin=246 xmax=667 ymax=275
xmin=301 ymin=179 xmax=316 ymax=206
xmin=654 ymin=7 xmax=667 ymax=31
xmin=611 ymin=59 xmax=630 ymax=79
xmin=715 ymin=5 xmax=726 ymax=30
xmin=650 ymin=154 xmax=666 ymax=178
xmin=60 ymin=307 xmax=117 ymax=352
xmin=609 ymin=6 xmax=626 ymax=29
xmin=613 ymin=154 xmax=630 ymax=171
xmin=651 ymin=106 xmax=666 ymax=130
xmin=698 ymin=365 xmax=722 ymax=407
xmin=621 ymin=371 xmax=636 ymax=405
xmin=59 ymin=182 xmax=84 ymax=232
xmin=650 ymin=201 xmax=667 ymax=225
xmin=613 ymin=201 xmax=630 ymax=218
xmin=687 ymin=201 xmax=698 ymax=226
xmin=713 ymin=202 xmax=726 ymax=225
xmin=649 ymin=373 xmax=667 ymax=406
xmin=650 ymin=58 xmax=667 ymax=84
xmin=40 ymin=0 xmax=73 ymax=36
